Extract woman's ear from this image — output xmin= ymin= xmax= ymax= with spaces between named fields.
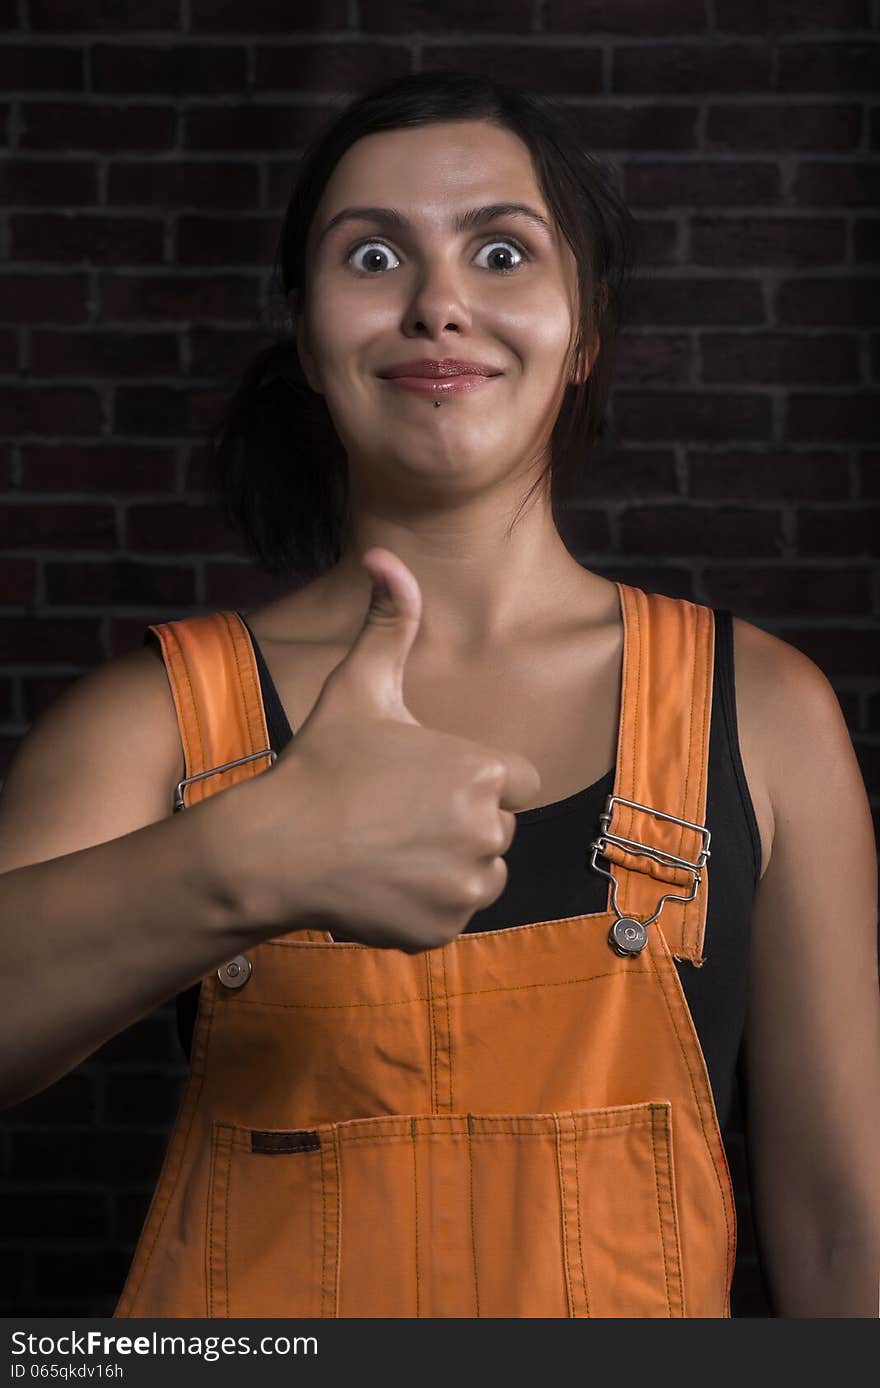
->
xmin=287 ymin=289 xmax=324 ymax=395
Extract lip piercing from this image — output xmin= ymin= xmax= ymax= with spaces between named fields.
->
xmin=433 ymin=400 xmax=442 ymax=407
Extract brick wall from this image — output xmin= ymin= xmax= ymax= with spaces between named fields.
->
xmin=1 ymin=0 xmax=877 ymax=1319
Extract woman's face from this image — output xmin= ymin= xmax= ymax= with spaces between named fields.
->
xmin=293 ymin=119 xmax=586 ymax=510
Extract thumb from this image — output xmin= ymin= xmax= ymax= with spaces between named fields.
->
xmin=332 ymin=547 xmax=423 ymax=723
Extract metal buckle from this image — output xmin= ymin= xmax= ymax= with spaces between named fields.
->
xmin=588 ymin=793 xmax=711 ymax=954
xmin=173 ymin=747 xmax=277 ymax=813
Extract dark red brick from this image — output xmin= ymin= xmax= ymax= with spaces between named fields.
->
xmin=688 ymin=450 xmax=849 ymax=501
xmin=793 ymin=161 xmax=880 ymax=208
xmin=0 ymin=388 xmax=100 ymax=435
xmin=184 ymin=104 xmax=314 ymax=152
xmin=615 ymin=332 xmax=693 ymax=386
xmin=20 ymin=102 xmax=175 ymax=151
xmin=0 ymin=158 xmax=96 ymax=206
xmin=21 ymin=445 xmax=175 ymax=494
xmin=858 ymin=450 xmax=880 ymax=497
xmin=100 ymin=273 xmax=258 ymax=322
xmin=784 ymin=626 xmax=878 ymax=676
xmin=107 ymin=160 xmax=257 ymax=209
xmin=2 ymin=1190 xmax=106 ymax=1239
xmin=553 ymin=507 xmax=611 ymax=553
xmin=777 ymin=276 xmax=880 ymax=326
xmin=256 ymin=41 xmax=413 ymax=93
xmin=715 ymin=0 xmax=869 ymax=29
xmin=707 ymin=103 xmax=861 ymax=151
xmin=534 ymin=104 xmax=699 ymax=153
xmin=29 ymin=0 xmax=180 ymax=27
xmin=45 ymin=560 xmax=196 ymax=606
xmin=32 ymin=331 xmax=178 ymax=377
xmin=0 ymin=503 xmax=116 ymax=549
xmin=626 ymin=276 xmax=765 ymax=326
xmin=359 ymin=0 xmax=531 ymax=31
xmin=11 ymin=213 xmax=163 ymax=265
xmin=704 ymin=566 xmax=871 ymax=615
xmin=691 ymin=215 xmax=846 ymax=267
xmin=191 ymin=0 xmax=345 ymax=27
xmin=177 ymin=216 xmax=278 ymax=266
xmin=614 ymin=44 xmax=773 ymax=94
xmin=0 ymin=557 xmax=36 ymax=604
xmin=125 ymin=502 xmax=242 ymax=554
xmin=797 ymin=505 xmax=879 ymax=555
xmin=0 ymin=274 xmax=88 ymax=323
xmin=205 ymin=561 xmax=294 ymax=608
xmin=843 ymin=216 xmax=871 ymax=262
xmin=626 ymin=161 xmax=780 ymax=209
xmin=621 ymin=505 xmax=783 ymax=556
xmin=778 ymin=42 xmax=880 ymax=92
xmin=786 ymin=391 xmax=880 ymax=442
xmin=631 ymin=218 xmax=681 ymax=267
xmin=614 ymin=391 xmax=772 ymax=442
xmin=0 ymin=619 xmax=99 ymax=666
xmin=21 ymin=673 xmax=80 ymax=722
xmin=92 ymin=44 xmax=246 ymax=95
xmin=0 ymin=45 xmax=83 ymax=90
xmin=187 ymin=328 xmax=279 ymax=379
xmin=420 ymin=44 xmax=602 ymax=95
xmin=578 ymin=447 xmax=679 ymax=499
xmin=545 ymin=0 xmax=705 ymax=32
xmin=702 ymin=332 xmax=859 ymax=384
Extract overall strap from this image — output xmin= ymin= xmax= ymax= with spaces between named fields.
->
xmin=598 ymin=584 xmax=715 ymax=966
xmin=145 ymin=611 xmax=275 ymax=812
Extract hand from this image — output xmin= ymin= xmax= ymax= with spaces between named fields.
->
xmin=239 ymin=546 xmax=541 ymax=952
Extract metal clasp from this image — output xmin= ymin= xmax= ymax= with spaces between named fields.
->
xmin=173 ymin=747 xmax=277 ymax=813
xmin=589 ymin=793 xmax=711 ymax=953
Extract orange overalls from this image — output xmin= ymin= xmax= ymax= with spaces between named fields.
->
xmin=113 ymin=582 xmax=737 ymax=1319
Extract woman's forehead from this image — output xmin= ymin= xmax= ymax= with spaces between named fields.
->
xmin=311 ymin=122 xmax=549 ymax=236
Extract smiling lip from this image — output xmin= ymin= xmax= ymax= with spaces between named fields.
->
xmin=377 ymin=358 xmax=503 ymax=396
xmin=377 ymin=358 xmax=504 ymax=379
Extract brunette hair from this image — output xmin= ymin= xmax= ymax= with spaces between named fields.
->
xmin=208 ymin=69 xmax=638 ymax=581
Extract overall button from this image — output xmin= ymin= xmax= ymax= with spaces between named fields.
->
xmin=217 ymin=955 xmax=253 ymax=989
xmin=608 ymin=917 xmax=648 ymax=957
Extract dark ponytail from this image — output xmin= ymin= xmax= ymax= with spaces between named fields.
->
xmin=207 ymin=69 xmax=637 ymax=581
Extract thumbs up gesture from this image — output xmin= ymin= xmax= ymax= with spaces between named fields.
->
xmin=238 ymin=547 xmax=542 ymax=952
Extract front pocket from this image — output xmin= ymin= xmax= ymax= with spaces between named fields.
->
xmin=207 ymin=1101 xmax=684 ymax=1319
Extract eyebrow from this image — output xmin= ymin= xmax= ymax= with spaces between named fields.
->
xmin=315 ymin=202 xmax=554 ymax=251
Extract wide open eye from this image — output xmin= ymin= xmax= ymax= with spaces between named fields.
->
xmin=347 ymin=240 xmax=402 ymax=275
xmin=346 ymin=235 xmax=530 ymax=277
xmin=472 ymin=238 xmax=529 ymax=275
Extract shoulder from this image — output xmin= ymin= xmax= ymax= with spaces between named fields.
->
xmin=727 ymin=612 xmax=857 ymax=880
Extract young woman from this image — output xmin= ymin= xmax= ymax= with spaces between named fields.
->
xmin=1 ymin=72 xmax=877 ymax=1320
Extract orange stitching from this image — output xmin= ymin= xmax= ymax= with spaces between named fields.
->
xmin=649 ymin=1108 xmax=672 ymax=1314
xmin=441 ymin=946 xmax=454 ymax=1111
xmin=222 ymin=611 xmax=265 ymax=762
xmin=572 ymin=1117 xmax=590 ymax=1317
xmin=170 ymin=621 xmax=207 ymax=790
xmin=425 ymin=955 xmax=438 ymax=1112
xmin=656 ymin=1104 xmax=686 ymax=1317
xmin=229 ymin=966 xmax=649 ymax=1010
xmin=647 ymin=940 xmax=733 ymax=1310
xmin=121 ymin=980 xmax=219 ymax=1313
xmin=466 ymin=1113 xmax=480 ymax=1317
xmin=553 ymin=1115 xmax=574 ymax=1317
xmin=411 ymin=1116 xmax=421 ymax=1319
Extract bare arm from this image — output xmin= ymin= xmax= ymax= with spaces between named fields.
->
xmin=734 ymin=618 xmax=880 ymax=1317
xmin=0 ymin=646 xmax=282 ymax=1113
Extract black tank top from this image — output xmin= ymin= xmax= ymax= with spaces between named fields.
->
xmin=175 ymin=606 xmax=761 ymax=1155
